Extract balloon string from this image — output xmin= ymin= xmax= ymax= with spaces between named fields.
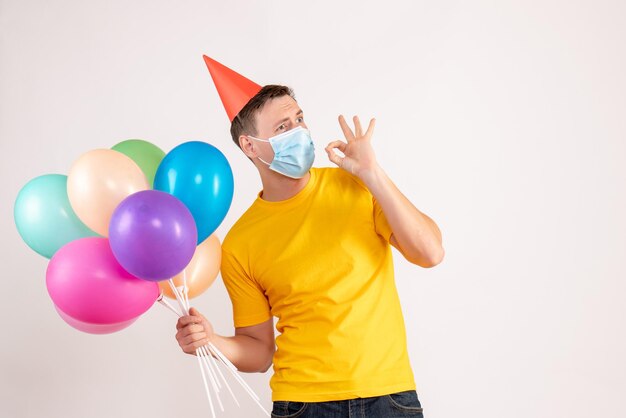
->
xmin=197 ymin=351 xmax=217 ymax=418
xmin=164 ymin=281 xmax=221 ymax=410
xmin=201 ymin=345 xmax=222 ymax=390
xmin=182 ymin=270 xmax=191 ymax=310
xmin=160 ymin=278 xmax=268 ymax=416
xmin=168 ymin=279 xmax=189 ymax=316
xmin=157 ymin=293 xmax=181 ymax=316
xmin=209 ymin=343 xmax=261 ymax=402
xmin=199 ymin=346 xmax=224 ymax=412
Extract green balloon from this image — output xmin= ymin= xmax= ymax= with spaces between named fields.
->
xmin=111 ymin=139 xmax=166 ymax=187
xmin=14 ymin=174 xmax=99 ymax=258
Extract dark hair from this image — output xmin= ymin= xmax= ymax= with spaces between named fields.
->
xmin=229 ymin=84 xmax=295 ymax=149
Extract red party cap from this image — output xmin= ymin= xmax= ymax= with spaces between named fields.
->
xmin=202 ymin=55 xmax=262 ymax=122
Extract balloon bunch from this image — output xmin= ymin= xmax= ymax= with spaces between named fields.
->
xmin=15 ymin=139 xmax=267 ymax=417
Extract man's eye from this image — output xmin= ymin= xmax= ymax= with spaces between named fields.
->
xmin=277 ymin=124 xmax=285 ymax=131
xmin=296 ymin=117 xmax=304 ymax=122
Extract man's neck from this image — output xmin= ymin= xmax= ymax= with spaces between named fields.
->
xmin=259 ymin=170 xmax=311 ymax=202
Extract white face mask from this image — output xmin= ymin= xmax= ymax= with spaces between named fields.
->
xmin=248 ymin=126 xmax=316 ymax=179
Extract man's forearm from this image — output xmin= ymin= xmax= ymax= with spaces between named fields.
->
xmin=208 ymin=333 xmax=274 ymax=373
xmin=362 ymin=165 xmax=444 ymax=266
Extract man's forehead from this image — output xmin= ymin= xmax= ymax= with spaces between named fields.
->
xmin=271 ymin=107 xmax=302 ymax=125
xmin=259 ymin=97 xmax=302 ymax=122
xmin=267 ymin=96 xmax=298 ymax=113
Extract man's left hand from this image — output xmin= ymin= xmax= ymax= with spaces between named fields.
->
xmin=325 ymin=115 xmax=379 ymax=179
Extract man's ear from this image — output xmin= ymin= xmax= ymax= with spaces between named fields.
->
xmin=239 ymin=134 xmax=256 ymax=159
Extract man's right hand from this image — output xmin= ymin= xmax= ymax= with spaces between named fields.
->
xmin=176 ymin=307 xmax=214 ymax=355
xmin=175 ymin=308 xmax=275 ymax=372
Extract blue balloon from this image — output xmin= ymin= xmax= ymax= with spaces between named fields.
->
xmin=14 ymin=174 xmax=99 ymax=258
xmin=154 ymin=141 xmax=234 ymax=244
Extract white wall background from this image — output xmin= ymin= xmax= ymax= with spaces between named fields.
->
xmin=1 ymin=1 xmax=624 ymax=417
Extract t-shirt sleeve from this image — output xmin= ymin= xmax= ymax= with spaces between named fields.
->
xmin=220 ymin=248 xmax=272 ymax=328
xmin=373 ymin=196 xmax=394 ymax=242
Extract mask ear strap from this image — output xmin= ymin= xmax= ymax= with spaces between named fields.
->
xmin=247 ymin=135 xmax=271 ymax=165
xmin=248 ymin=135 xmax=270 ymax=143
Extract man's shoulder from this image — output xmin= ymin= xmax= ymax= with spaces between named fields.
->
xmin=314 ymin=166 xmax=369 ymax=192
xmin=221 ymin=201 xmax=262 ymax=252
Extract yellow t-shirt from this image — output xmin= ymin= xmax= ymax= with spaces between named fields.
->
xmin=220 ymin=166 xmax=416 ymax=402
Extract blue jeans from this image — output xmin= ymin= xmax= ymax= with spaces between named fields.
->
xmin=270 ymin=390 xmax=424 ymax=417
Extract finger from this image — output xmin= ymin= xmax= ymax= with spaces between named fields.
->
xmin=177 ymin=316 xmax=200 ymax=328
xmin=325 ymin=140 xmax=346 ymax=167
xmin=182 ymin=323 xmax=205 ymax=335
xmin=183 ymin=345 xmax=197 ymax=355
xmin=188 ymin=307 xmax=206 ymax=322
xmin=175 ymin=329 xmax=188 ymax=340
xmin=180 ymin=332 xmax=201 ymax=346
xmin=338 ymin=115 xmax=355 ymax=142
xmin=176 ymin=317 xmax=187 ymax=330
xmin=183 ymin=332 xmax=207 ymax=346
xmin=326 ymin=140 xmax=347 ymax=153
xmin=189 ymin=307 xmax=203 ymax=318
xmin=176 ymin=315 xmax=203 ymax=329
xmin=187 ymin=338 xmax=210 ymax=352
xmin=364 ymin=117 xmax=376 ymax=138
xmin=326 ymin=148 xmax=343 ymax=167
xmin=178 ymin=323 xmax=205 ymax=341
xmin=353 ymin=115 xmax=363 ymax=138
xmin=177 ymin=331 xmax=204 ymax=348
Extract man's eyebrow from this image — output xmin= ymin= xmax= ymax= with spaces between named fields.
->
xmin=273 ymin=109 xmax=304 ymax=128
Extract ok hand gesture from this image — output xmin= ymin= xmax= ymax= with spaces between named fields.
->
xmin=325 ymin=115 xmax=379 ymax=179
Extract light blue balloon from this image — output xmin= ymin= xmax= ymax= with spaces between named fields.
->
xmin=14 ymin=174 xmax=99 ymax=258
xmin=154 ymin=141 xmax=234 ymax=244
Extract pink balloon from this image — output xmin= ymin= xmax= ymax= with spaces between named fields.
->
xmin=46 ymin=237 xmax=159 ymax=324
xmin=54 ymin=305 xmax=137 ymax=334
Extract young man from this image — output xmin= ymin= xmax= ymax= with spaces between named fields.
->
xmin=175 ymin=56 xmax=444 ymax=417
